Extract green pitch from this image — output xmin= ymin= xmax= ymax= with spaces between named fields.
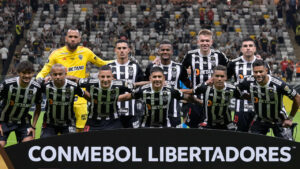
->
xmin=5 ymin=96 xmax=300 ymax=147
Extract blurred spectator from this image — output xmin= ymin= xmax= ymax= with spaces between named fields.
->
xmin=280 ymin=57 xmax=290 ymax=78
xmin=0 ymin=44 xmax=8 ymax=68
xmin=269 ymin=36 xmax=277 ymax=55
xmin=259 ymin=34 xmax=268 ymax=53
xmin=296 ymin=61 xmax=300 ymax=78
xmin=207 ymin=8 xmax=214 ymax=25
xmin=286 ymin=62 xmax=294 ymax=82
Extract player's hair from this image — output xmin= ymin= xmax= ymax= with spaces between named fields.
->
xmin=198 ymin=29 xmax=213 ymax=37
xmin=66 ymin=26 xmax=81 ymax=36
xmin=252 ymin=59 xmax=268 ymax=68
xmin=115 ymin=39 xmax=129 ymax=47
xmin=150 ymin=66 xmax=164 ymax=75
xmin=159 ymin=40 xmax=173 ymax=49
xmin=16 ymin=61 xmax=34 ymax=73
xmin=99 ymin=65 xmax=112 ymax=72
xmin=242 ymin=38 xmax=256 ymax=46
xmin=50 ymin=64 xmax=66 ymax=74
xmin=213 ymin=65 xmax=227 ymax=74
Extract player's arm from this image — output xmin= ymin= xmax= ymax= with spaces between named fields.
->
xmin=180 ymin=89 xmax=193 ymax=94
xmin=88 ymin=49 xmax=114 ymax=67
xmin=75 ymin=85 xmax=91 ymax=101
xmin=182 ymin=93 xmax=203 ymax=105
xmin=118 ymin=93 xmax=133 ymax=101
xmin=30 ymin=103 xmax=41 ymax=139
xmin=82 ymin=90 xmax=91 ymax=101
xmin=66 ymin=75 xmax=80 ymax=83
xmin=282 ymin=90 xmax=300 ymax=127
xmin=36 ymin=51 xmax=57 ymax=79
xmin=227 ymin=61 xmax=235 ymax=81
xmin=134 ymin=81 xmax=150 ymax=88
xmin=179 ymin=65 xmax=192 ymax=88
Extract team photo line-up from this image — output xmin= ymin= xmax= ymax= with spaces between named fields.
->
xmin=0 ymin=28 xmax=300 ymax=147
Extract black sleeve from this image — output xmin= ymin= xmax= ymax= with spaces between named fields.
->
xmin=171 ymin=88 xmax=184 ymax=100
xmin=218 ymin=52 xmax=229 ymax=66
xmin=136 ymin=63 xmax=146 ymax=82
xmin=179 ymin=65 xmax=191 ymax=88
xmin=75 ymin=85 xmax=85 ymax=97
xmin=237 ymin=78 xmax=250 ymax=92
xmin=78 ymin=78 xmax=89 ymax=88
xmin=193 ymin=83 xmax=207 ymax=95
xmin=0 ymin=81 xmax=6 ymax=101
xmin=132 ymin=87 xmax=143 ymax=99
xmin=145 ymin=63 xmax=154 ymax=81
xmin=227 ymin=61 xmax=235 ymax=81
xmin=35 ymin=87 xmax=43 ymax=104
xmin=280 ymin=81 xmax=298 ymax=100
xmin=181 ymin=53 xmax=191 ymax=69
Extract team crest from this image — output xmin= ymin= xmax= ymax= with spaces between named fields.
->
xmin=211 ymin=57 xmax=215 ymax=61
xmin=172 ymin=68 xmax=177 ymax=77
xmin=128 ymin=67 xmax=134 ymax=76
xmin=78 ymin=54 xmax=83 ymax=60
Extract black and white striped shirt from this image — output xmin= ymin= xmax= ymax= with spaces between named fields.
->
xmin=42 ymin=79 xmax=84 ymax=126
xmin=79 ymin=79 xmax=132 ymax=121
xmin=238 ymin=75 xmax=298 ymax=122
xmin=194 ymin=82 xmax=239 ymax=126
xmin=145 ymin=61 xmax=190 ymax=117
xmin=227 ymin=56 xmax=259 ymax=112
xmin=132 ymin=84 xmax=184 ymax=127
xmin=182 ymin=49 xmax=228 ymax=88
xmin=0 ymin=77 xmax=42 ymax=124
xmin=108 ymin=60 xmax=144 ymax=116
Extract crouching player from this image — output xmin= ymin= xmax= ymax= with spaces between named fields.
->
xmin=39 ymin=64 xmax=90 ymax=138
xmin=118 ymin=67 xmax=201 ymax=128
xmin=0 ymin=61 xmax=42 ymax=147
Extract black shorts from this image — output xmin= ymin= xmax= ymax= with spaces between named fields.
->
xmin=40 ymin=123 xmax=76 ymax=138
xmin=186 ymin=104 xmax=205 ymax=128
xmin=0 ymin=123 xmax=32 ymax=142
xmin=169 ymin=116 xmax=182 ymax=127
xmin=84 ymin=118 xmax=123 ymax=131
xmin=234 ymin=110 xmax=255 ymax=132
xmin=250 ymin=120 xmax=294 ymax=140
xmin=120 ymin=116 xmax=141 ymax=128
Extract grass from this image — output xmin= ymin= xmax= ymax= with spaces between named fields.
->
xmin=5 ymin=96 xmax=300 ymax=147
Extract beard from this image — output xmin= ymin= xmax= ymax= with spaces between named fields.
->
xmin=66 ymin=42 xmax=79 ymax=50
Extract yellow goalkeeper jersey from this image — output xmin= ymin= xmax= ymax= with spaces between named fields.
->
xmin=37 ymin=45 xmax=113 ymax=104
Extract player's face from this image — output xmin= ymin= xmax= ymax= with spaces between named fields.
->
xmin=150 ymin=71 xmax=165 ymax=90
xmin=159 ymin=44 xmax=173 ymax=61
xmin=213 ymin=70 xmax=227 ymax=89
xmin=115 ymin=42 xmax=130 ymax=60
xmin=98 ymin=70 xmax=113 ymax=89
xmin=65 ymin=30 xmax=81 ymax=50
xmin=51 ymin=67 xmax=66 ymax=87
xmin=18 ymin=71 xmax=34 ymax=85
xmin=197 ymin=35 xmax=213 ymax=54
xmin=253 ymin=66 xmax=268 ymax=84
xmin=241 ymin=41 xmax=256 ymax=58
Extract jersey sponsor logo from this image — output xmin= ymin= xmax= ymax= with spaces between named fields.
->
xmin=14 ymin=102 xmax=32 ymax=108
xmin=195 ymin=69 xmax=213 ymax=75
xmin=10 ymin=100 xmax=14 ymax=106
xmin=254 ymin=97 xmax=259 ymax=103
xmin=171 ymin=68 xmax=177 ymax=78
xmin=146 ymin=104 xmax=151 ymax=110
xmin=128 ymin=67 xmax=134 ymax=76
xmin=68 ymin=66 xmax=84 ymax=72
xmin=207 ymin=100 xmax=212 ymax=106
xmin=78 ymin=55 xmax=83 ymax=60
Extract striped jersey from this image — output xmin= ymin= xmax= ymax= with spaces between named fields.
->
xmin=0 ymin=77 xmax=42 ymax=124
xmin=227 ymin=56 xmax=259 ymax=112
xmin=79 ymin=79 xmax=133 ymax=121
xmin=237 ymin=75 xmax=298 ymax=122
xmin=145 ymin=61 xmax=191 ymax=117
xmin=108 ymin=60 xmax=144 ymax=116
xmin=182 ymin=49 xmax=228 ymax=88
xmin=194 ymin=82 xmax=240 ymax=126
xmin=42 ymin=79 xmax=85 ymax=126
xmin=132 ymin=84 xmax=184 ymax=127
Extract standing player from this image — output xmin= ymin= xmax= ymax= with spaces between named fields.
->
xmin=183 ymin=65 xmax=239 ymax=130
xmin=238 ymin=60 xmax=300 ymax=140
xmin=108 ymin=40 xmax=145 ymax=128
xmin=36 ymin=27 xmax=113 ymax=131
xmin=227 ymin=38 xmax=267 ymax=132
xmin=78 ymin=65 xmax=134 ymax=131
xmin=181 ymin=29 xmax=229 ymax=127
xmin=145 ymin=40 xmax=192 ymax=127
xmin=0 ymin=61 xmax=42 ymax=147
xmin=119 ymin=67 xmax=200 ymax=128
xmin=39 ymin=64 xmax=90 ymax=138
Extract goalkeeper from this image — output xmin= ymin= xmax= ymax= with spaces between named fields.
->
xmin=36 ymin=27 xmax=113 ymax=132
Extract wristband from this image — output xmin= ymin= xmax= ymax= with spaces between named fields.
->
xmin=31 ymin=126 xmax=36 ymax=130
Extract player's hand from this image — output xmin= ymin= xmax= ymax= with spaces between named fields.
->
xmin=256 ymin=54 xmax=263 ymax=60
xmin=152 ymin=57 xmax=161 ymax=65
xmin=27 ymin=127 xmax=36 ymax=139
xmin=282 ymin=119 xmax=293 ymax=127
xmin=205 ymin=77 xmax=214 ymax=86
xmin=44 ymin=76 xmax=52 ymax=83
xmin=0 ymin=125 xmax=3 ymax=136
